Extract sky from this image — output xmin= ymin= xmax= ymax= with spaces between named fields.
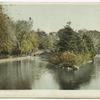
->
xmin=4 ymin=3 xmax=100 ymax=33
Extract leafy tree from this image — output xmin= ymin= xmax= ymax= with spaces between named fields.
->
xmin=48 ymin=32 xmax=58 ymax=51
xmin=51 ymin=22 xmax=96 ymax=67
xmin=0 ymin=5 xmax=16 ymax=55
xmin=14 ymin=19 xmax=36 ymax=55
xmin=78 ymin=29 xmax=100 ymax=54
xmin=37 ymin=29 xmax=49 ymax=50
xmin=20 ymin=31 xmax=38 ymax=54
xmin=57 ymin=24 xmax=83 ymax=53
xmin=82 ymin=34 xmax=96 ymax=59
xmin=56 ymin=23 xmax=95 ymax=56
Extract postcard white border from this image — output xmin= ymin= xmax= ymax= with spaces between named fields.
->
xmin=0 ymin=90 xmax=99 ymax=98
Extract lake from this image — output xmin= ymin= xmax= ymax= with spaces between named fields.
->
xmin=0 ymin=56 xmax=99 ymax=90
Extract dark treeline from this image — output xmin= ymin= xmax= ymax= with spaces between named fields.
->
xmin=0 ymin=5 xmax=100 ymax=69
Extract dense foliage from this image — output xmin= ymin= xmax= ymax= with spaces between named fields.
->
xmin=78 ymin=29 xmax=100 ymax=54
xmin=0 ymin=5 xmax=98 ymax=70
xmin=0 ymin=5 xmax=16 ymax=56
xmin=0 ymin=6 xmax=39 ymax=56
xmin=49 ymin=24 xmax=96 ymax=69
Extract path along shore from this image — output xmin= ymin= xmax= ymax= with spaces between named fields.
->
xmin=0 ymin=56 xmax=35 ymax=63
xmin=0 ymin=50 xmax=44 ymax=63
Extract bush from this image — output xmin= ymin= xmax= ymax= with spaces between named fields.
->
xmin=74 ymin=53 xmax=91 ymax=66
xmin=49 ymin=51 xmax=92 ymax=69
xmin=49 ymin=52 xmax=62 ymax=64
xmin=49 ymin=51 xmax=76 ymax=66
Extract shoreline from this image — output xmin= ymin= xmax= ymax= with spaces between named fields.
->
xmin=0 ymin=56 xmax=34 ymax=63
xmin=0 ymin=50 xmax=44 ymax=63
xmin=0 ymin=54 xmax=99 ymax=64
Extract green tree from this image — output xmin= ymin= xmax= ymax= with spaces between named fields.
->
xmin=37 ymin=29 xmax=49 ymax=50
xmin=0 ymin=5 xmax=15 ymax=55
xmin=82 ymin=34 xmax=96 ymax=59
xmin=48 ymin=32 xmax=58 ymax=51
xmin=78 ymin=29 xmax=100 ymax=54
xmin=57 ymin=24 xmax=83 ymax=53
xmin=14 ymin=19 xmax=37 ymax=55
xmin=20 ymin=31 xmax=38 ymax=54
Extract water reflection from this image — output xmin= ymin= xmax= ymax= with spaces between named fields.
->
xmin=0 ymin=59 xmax=33 ymax=89
xmin=0 ymin=56 xmax=99 ymax=89
xmin=47 ymin=62 xmax=95 ymax=89
xmin=31 ymin=57 xmax=60 ymax=89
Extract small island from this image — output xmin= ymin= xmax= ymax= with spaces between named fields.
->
xmin=49 ymin=23 xmax=96 ymax=70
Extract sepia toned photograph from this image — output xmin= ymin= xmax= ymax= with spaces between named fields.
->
xmin=0 ymin=1 xmax=100 ymax=98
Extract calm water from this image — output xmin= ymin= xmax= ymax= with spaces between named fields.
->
xmin=0 ymin=56 xmax=100 ymax=89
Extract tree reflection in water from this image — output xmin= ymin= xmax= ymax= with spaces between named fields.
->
xmin=47 ymin=62 xmax=95 ymax=89
xmin=0 ymin=57 xmax=96 ymax=90
xmin=0 ymin=60 xmax=33 ymax=89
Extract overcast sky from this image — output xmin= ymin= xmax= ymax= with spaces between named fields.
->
xmin=4 ymin=3 xmax=100 ymax=33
